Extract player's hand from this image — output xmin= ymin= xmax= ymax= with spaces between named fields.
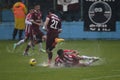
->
xmin=58 ymin=29 xmax=62 ymax=33
xmin=29 ymin=19 xmax=34 ymax=22
xmin=42 ymin=26 xmax=47 ymax=31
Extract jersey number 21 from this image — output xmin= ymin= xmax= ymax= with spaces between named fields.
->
xmin=50 ymin=19 xmax=58 ymax=29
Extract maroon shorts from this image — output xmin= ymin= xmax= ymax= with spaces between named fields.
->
xmin=31 ymin=30 xmax=44 ymax=42
xmin=46 ymin=32 xmax=59 ymax=51
xmin=25 ymin=25 xmax=32 ymax=37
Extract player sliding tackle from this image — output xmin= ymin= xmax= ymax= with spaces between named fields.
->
xmin=55 ymin=49 xmax=100 ymax=67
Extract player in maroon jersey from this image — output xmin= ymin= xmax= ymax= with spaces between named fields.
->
xmin=55 ymin=49 xmax=100 ymax=67
xmin=13 ymin=9 xmax=34 ymax=49
xmin=43 ymin=9 xmax=62 ymax=64
xmin=23 ymin=5 xmax=46 ymax=55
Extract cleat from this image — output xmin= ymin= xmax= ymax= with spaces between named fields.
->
xmin=55 ymin=38 xmax=64 ymax=43
xmin=39 ymin=49 xmax=46 ymax=53
xmin=42 ymin=63 xmax=49 ymax=67
xmin=23 ymin=51 xmax=28 ymax=56
xmin=92 ymin=57 xmax=100 ymax=62
xmin=13 ymin=43 xmax=17 ymax=50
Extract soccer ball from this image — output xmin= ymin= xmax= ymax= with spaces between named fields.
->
xmin=29 ymin=58 xmax=37 ymax=66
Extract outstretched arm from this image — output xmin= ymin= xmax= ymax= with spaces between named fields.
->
xmin=43 ymin=17 xmax=50 ymax=30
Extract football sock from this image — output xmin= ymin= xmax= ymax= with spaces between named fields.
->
xmin=81 ymin=55 xmax=93 ymax=60
xmin=25 ymin=42 xmax=32 ymax=52
xmin=25 ymin=45 xmax=30 ymax=52
xmin=48 ymin=52 xmax=53 ymax=64
xmin=86 ymin=60 xmax=94 ymax=65
xmin=16 ymin=39 xmax=25 ymax=46
xmin=39 ymin=42 xmax=42 ymax=50
xmin=80 ymin=60 xmax=93 ymax=66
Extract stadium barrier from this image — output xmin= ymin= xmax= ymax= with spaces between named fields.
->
xmin=0 ymin=22 xmax=120 ymax=40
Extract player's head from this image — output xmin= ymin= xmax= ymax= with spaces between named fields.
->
xmin=57 ymin=49 xmax=64 ymax=58
xmin=29 ymin=9 xmax=34 ymax=14
xmin=34 ymin=4 xmax=40 ymax=11
xmin=17 ymin=0 xmax=22 ymax=2
xmin=48 ymin=9 xmax=55 ymax=14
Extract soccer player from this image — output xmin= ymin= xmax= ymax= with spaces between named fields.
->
xmin=43 ymin=9 xmax=63 ymax=64
xmin=13 ymin=9 xmax=45 ymax=53
xmin=23 ymin=4 xmax=46 ymax=55
xmin=13 ymin=9 xmax=34 ymax=49
xmin=55 ymin=49 xmax=100 ymax=67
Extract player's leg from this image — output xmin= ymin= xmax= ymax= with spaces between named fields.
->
xmin=79 ymin=56 xmax=100 ymax=66
xmin=13 ymin=32 xmax=29 ymax=50
xmin=46 ymin=36 xmax=55 ymax=64
xmin=19 ymin=30 xmax=23 ymax=40
xmin=23 ymin=34 xmax=34 ymax=56
xmin=23 ymin=40 xmax=34 ymax=56
xmin=36 ymin=33 xmax=46 ymax=53
xmin=13 ymin=39 xmax=25 ymax=50
xmin=80 ymin=55 xmax=99 ymax=60
xmin=38 ymin=42 xmax=46 ymax=53
xmin=39 ymin=35 xmax=46 ymax=52
xmin=79 ymin=59 xmax=99 ymax=66
xmin=12 ymin=28 xmax=18 ymax=40
xmin=46 ymin=49 xmax=53 ymax=64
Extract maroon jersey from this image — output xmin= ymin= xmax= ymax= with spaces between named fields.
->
xmin=47 ymin=13 xmax=61 ymax=33
xmin=25 ymin=13 xmax=32 ymax=37
xmin=46 ymin=13 xmax=62 ymax=51
xmin=31 ymin=11 xmax=42 ymax=34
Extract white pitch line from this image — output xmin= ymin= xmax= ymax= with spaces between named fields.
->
xmin=112 ymin=70 xmax=120 ymax=72
xmin=82 ymin=74 xmax=120 ymax=80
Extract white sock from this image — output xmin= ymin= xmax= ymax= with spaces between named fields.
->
xmin=80 ymin=55 xmax=93 ymax=60
xmin=86 ymin=60 xmax=94 ymax=65
xmin=39 ymin=42 xmax=43 ymax=50
xmin=80 ymin=60 xmax=94 ymax=66
xmin=16 ymin=39 xmax=25 ymax=46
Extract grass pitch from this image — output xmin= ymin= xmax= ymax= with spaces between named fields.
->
xmin=0 ymin=40 xmax=120 ymax=80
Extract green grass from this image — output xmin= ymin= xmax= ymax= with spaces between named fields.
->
xmin=0 ymin=40 xmax=120 ymax=80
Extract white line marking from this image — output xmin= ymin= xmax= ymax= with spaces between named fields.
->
xmin=82 ymin=75 xmax=120 ymax=80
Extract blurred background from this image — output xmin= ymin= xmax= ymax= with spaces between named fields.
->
xmin=0 ymin=0 xmax=82 ymax=22
xmin=0 ymin=0 xmax=120 ymax=40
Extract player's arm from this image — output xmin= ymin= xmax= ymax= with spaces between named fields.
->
xmin=58 ymin=21 xmax=62 ymax=33
xmin=40 ymin=19 xmax=44 ymax=26
xmin=72 ymin=54 xmax=80 ymax=61
xmin=30 ymin=19 xmax=42 ymax=26
xmin=25 ymin=18 xmax=32 ymax=25
xmin=30 ymin=13 xmax=42 ymax=26
xmin=32 ymin=21 xmax=41 ymax=26
xmin=43 ymin=17 xmax=50 ymax=30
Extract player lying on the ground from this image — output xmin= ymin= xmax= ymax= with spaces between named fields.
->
xmin=55 ymin=49 xmax=100 ymax=67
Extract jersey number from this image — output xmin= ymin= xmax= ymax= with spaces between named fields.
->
xmin=50 ymin=19 xmax=58 ymax=29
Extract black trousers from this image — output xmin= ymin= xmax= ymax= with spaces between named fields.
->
xmin=12 ymin=28 xmax=23 ymax=40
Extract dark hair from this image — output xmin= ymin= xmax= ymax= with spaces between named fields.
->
xmin=33 ymin=3 xmax=40 ymax=7
xmin=17 ymin=0 xmax=22 ymax=2
xmin=48 ymin=9 xmax=55 ymax=13
xmin=57 ymin=49 xmax=64 ymax=56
